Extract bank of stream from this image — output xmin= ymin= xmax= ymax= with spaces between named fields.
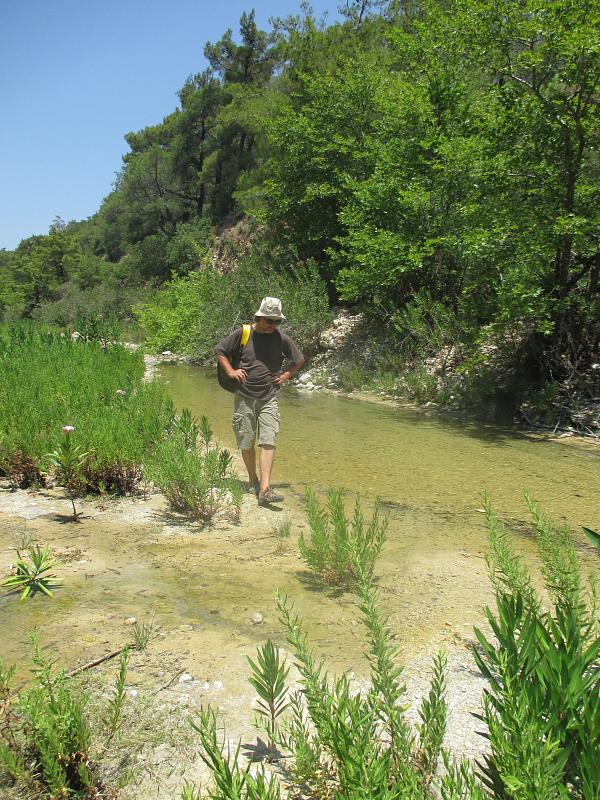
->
xmin=1 ymin=365 xmax=598 ymax=797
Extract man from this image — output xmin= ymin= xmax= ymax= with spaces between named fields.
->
xmin=215 ymin=297 xmax=304 ymax=506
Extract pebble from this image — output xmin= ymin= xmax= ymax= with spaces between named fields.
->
xmin=125 ymin=617 xmax=137 ymax=625
xmin=213 ymin=680 xmax=224 ymax=691
xmin=127 ymin=689 xmax=139 ymax=698
xmin=178 ymin=672 xmax=194 ymax=684
xmin=249 ymin=612 xmax=264 ymax=625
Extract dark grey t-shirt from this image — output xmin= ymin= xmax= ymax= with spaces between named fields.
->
xmin=216 ymin=327 xmax=303 ymax=400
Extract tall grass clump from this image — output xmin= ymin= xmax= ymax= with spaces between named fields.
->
xmin=299 ymin=487 xmax=388 ymax=586
xmin=148 ymin=411 xmax=240 ymax=524
xmin=474 ymin=500 xmax=600 ymax=799
xmin=0 ymin=639 xmax=130 ymax=798
xmin=0 ymin=324 xmax=173 ymax=493
xmin=187 ymin=498 xmax=599 ymax=800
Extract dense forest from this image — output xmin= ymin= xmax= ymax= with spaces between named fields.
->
xmin=1 ymin=0 xmax=599 ymax=425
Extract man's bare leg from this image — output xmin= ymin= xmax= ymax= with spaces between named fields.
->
xmin=259 ymin=445 xmax=275 ymax=493
xmin=241 ymin=446 xmax=258 ymax=483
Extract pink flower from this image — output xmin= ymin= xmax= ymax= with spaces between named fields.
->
xmin=63 ymin=425 xmax=75 ymax=433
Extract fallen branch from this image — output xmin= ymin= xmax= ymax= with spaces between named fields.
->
xmin=65 ymin=648 xmax=124 ymax=677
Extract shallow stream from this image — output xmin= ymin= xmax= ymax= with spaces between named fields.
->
xmin=1 ymin=366 xmax=598 ymax=687
xmin=163 ymin=365 xmax=598 ymax=529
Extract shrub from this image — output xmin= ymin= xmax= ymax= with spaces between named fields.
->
xmin=0 ymin=640 xmax=129 ymax=798
xmin=147 ymin=411 xmax=239 ymax=524
xmin=474 ymin=501 xmax=600 ymax=798
xmin=299 ymin=487 xmax=388 ymax=586
xmin=0 ymin=325 xmax=173 ymax=493
xmin=187 ymin=499 xmax=599 ymax=800
xmin=188 ymin=562 xmax=448 ymax=799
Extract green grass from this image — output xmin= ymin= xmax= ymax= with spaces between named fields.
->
xmin=0 ymin=325 xmax=173 ymax=493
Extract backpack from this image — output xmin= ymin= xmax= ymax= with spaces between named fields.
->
xmin=217 ymin=324 xmax=252 ymax=392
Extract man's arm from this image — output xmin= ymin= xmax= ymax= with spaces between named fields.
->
xmin=216 ymin=351 xmax=247 ymax=385
xmin=273 ymin=337 xmax=304 ymax=386
xmin=273 ymin=354 xmax=304 ymax=386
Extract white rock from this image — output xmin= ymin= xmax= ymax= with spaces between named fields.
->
xmin=161 ymin=350 xmax=174 ymax=356
xmin=213 ymin=680 xmax=224 ymax=691
xmin=178 ymin=672 xmax=194 ymax=684
xmin=125 ymin=617 xmax=137 ymax=625
xmin=127 ymin=689 xmax=139 ymax=698
xmin=250 ymin=612 xmax=264 ymax=625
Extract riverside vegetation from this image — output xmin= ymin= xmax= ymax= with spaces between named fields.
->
xmin=0 ymin=325 xmax=241 ymax=524
xmin=187 ymin=500 xmax=600 ymax=800
xmin=1 ymin=489 xmax=597 ymax=799
xmin=1 ymin=0 xmax=599 ymax=428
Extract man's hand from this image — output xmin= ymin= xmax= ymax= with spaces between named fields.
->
xmin=272 ymin=370 xmax=291 ymax=386
xmin=232 ymin=368 xmax=247 ymax=383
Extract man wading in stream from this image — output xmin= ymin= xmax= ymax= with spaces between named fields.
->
xmin=215 ymin=297 xmax=304 ymax=506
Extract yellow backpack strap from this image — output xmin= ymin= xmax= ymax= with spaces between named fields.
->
xmin=241 ymin=323 xmax=251 ymax=347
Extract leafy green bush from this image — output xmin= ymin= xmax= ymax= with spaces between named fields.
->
xmin=474 ymin=500 xmax=600 ymax=799
xmin=188 ymin=561 xmax=448 ymax=799
xmin=0 ymin=640 xmax=129 ymax=798
xmin=299 ymin=487 xmax=388 ymax=586
xmin=135 ymin=248 xmax=329 ymax=359
xmin=147 ymin=411 xmax=240 ymax=524
xmin=0 ymin=325 xmax=173 ymax=493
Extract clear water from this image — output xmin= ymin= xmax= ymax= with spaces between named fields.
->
xmin=161 ymin=365 xmax=599 ymax=530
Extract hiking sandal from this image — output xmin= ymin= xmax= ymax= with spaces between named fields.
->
xmin=258 ymin=489 xmax=284 ymax=506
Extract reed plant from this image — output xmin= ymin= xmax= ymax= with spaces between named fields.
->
xmin=129 ymin=619 xmax=157 ymax=651
xmin=148 ymin=411 xmax=238 ymax=523
xmin=299 ymin=487 xmax=388 ymax=586
xmin=473 ymin=501 xmax=600 ymax=799
xmin=0 ymin=324 xmax=173 ymax=494
xmin=0 ymin=639 xmax=130 ymax=798
xmin=247 ymin=640 xmax=290 ymax=759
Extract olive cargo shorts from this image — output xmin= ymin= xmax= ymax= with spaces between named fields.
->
xmin=232 ymin=394 xmax=280 ymax=449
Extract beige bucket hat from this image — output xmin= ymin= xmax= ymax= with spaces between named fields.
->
xmin=255 ymin=296 xmax=286 ymax=320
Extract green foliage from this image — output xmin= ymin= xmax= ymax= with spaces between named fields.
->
xmin=189 ymin=708 xmax=281 ymax=800
xmin=173 ymin=408 xmax=201 ymax=450
xmin=417 ymin=652 xmax=448 ymax=785
xmin=45 ymin=428 xmax=89 ymax=519
xmin=148 ymin=411 xmax=238 ymax=524
xmin=299 ymin=487 xmax=388 ymax=586
xmin=193 ymin=497 xmax=598 ymax=800
xmin=473 ymin=502 xmax=600 ymax=799
xmin=1 ymin=545 xmax=61 ymax=600
xmin=0 ymin=325 xmax=173 ymax=494
xmin=0 ymin=640 xmax=130 ymax=798
xmin=134 ymin=250 xmax=328 ymax=359
xmin=129 ymin=620 xmax=157 ymax=651
xmin=247 ymin=640 xmax=290 ymax=758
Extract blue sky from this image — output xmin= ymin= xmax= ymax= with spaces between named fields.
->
xmin=0 ymin=0 xmax=341 ymax=251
